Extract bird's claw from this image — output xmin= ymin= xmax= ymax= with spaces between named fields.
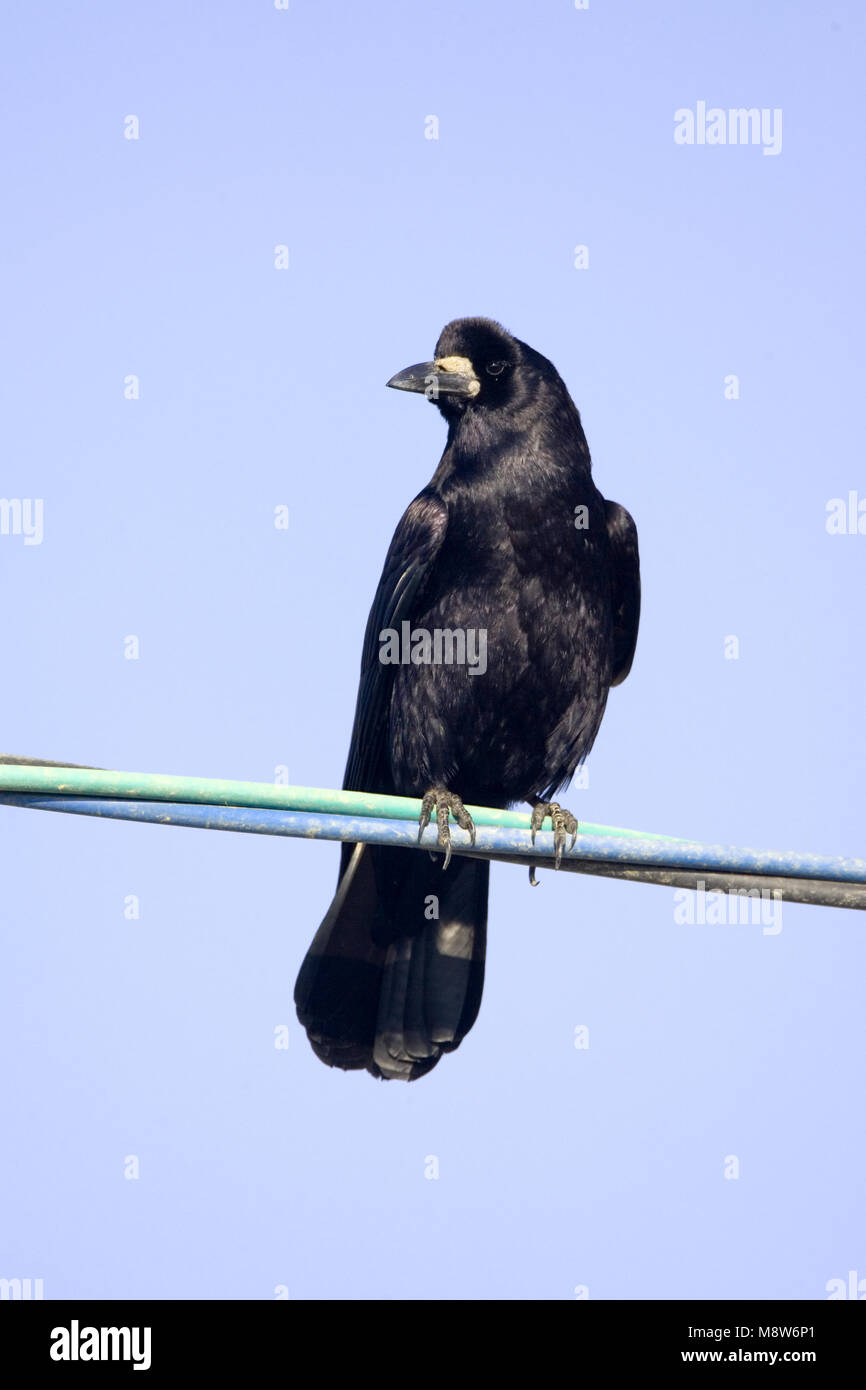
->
xmin=418 ymin=786 xmax=476 ymax=870
xmin=530 ymin=801 xmax=578 ymax=870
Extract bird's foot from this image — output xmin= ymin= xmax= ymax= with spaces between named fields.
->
xmin=529 ymin=800 xmax=579 ymax=873
xmin=418 ymin=787 xmax=476 ymax=870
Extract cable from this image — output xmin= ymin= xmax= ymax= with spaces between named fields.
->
xmin=1 ymin=778 xmax=863 ymax=910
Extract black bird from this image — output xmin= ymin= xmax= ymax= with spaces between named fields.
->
xmin=295 ymin=317 xmax=640 ymax=1080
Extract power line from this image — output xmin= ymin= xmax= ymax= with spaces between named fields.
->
xmin=1 ymin=761 xmax=863 ymax=910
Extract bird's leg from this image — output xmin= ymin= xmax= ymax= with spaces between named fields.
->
xmin=529 ymin=799 xmax=579 ymax=874
xmin=417 ymin=786 xmax=476 ymax=871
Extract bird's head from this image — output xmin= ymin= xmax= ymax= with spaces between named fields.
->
xmin=386 ymin=317 xmax=563 ymax=423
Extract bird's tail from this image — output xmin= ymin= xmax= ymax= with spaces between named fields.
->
xmin=3 ymin=756 xmax=489 ymax=1080
xmin=294 ymin=842 xmax=488 ymax=1080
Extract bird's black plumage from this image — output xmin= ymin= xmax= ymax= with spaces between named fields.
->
xmin=294 ymin=317 xmax=640 ymax=1080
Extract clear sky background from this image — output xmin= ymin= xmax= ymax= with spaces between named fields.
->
xmin=1 ymin=0 xmax=864 ymax=1301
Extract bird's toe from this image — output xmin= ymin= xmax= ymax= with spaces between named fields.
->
xmin=529 ymin=800 xmax=579 ymax=869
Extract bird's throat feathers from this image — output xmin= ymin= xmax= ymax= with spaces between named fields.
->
xmin=437 ymin=401 xmax=593 ymax=493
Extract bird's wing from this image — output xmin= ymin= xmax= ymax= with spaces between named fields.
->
xmin=604 ymin=499 xmax=641 ymax=686
xmin=343 ymin=489 xmax=449 ymax=793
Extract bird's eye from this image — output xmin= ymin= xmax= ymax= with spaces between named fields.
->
xmin=485 ymin=360 xmax=507 ymax=376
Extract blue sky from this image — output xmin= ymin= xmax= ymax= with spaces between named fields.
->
xmin=1 ymin=0 xmax=864 ymax=1299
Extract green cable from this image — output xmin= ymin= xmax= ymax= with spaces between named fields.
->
xmin=0 ymin=763 xmax=688 ymax=843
